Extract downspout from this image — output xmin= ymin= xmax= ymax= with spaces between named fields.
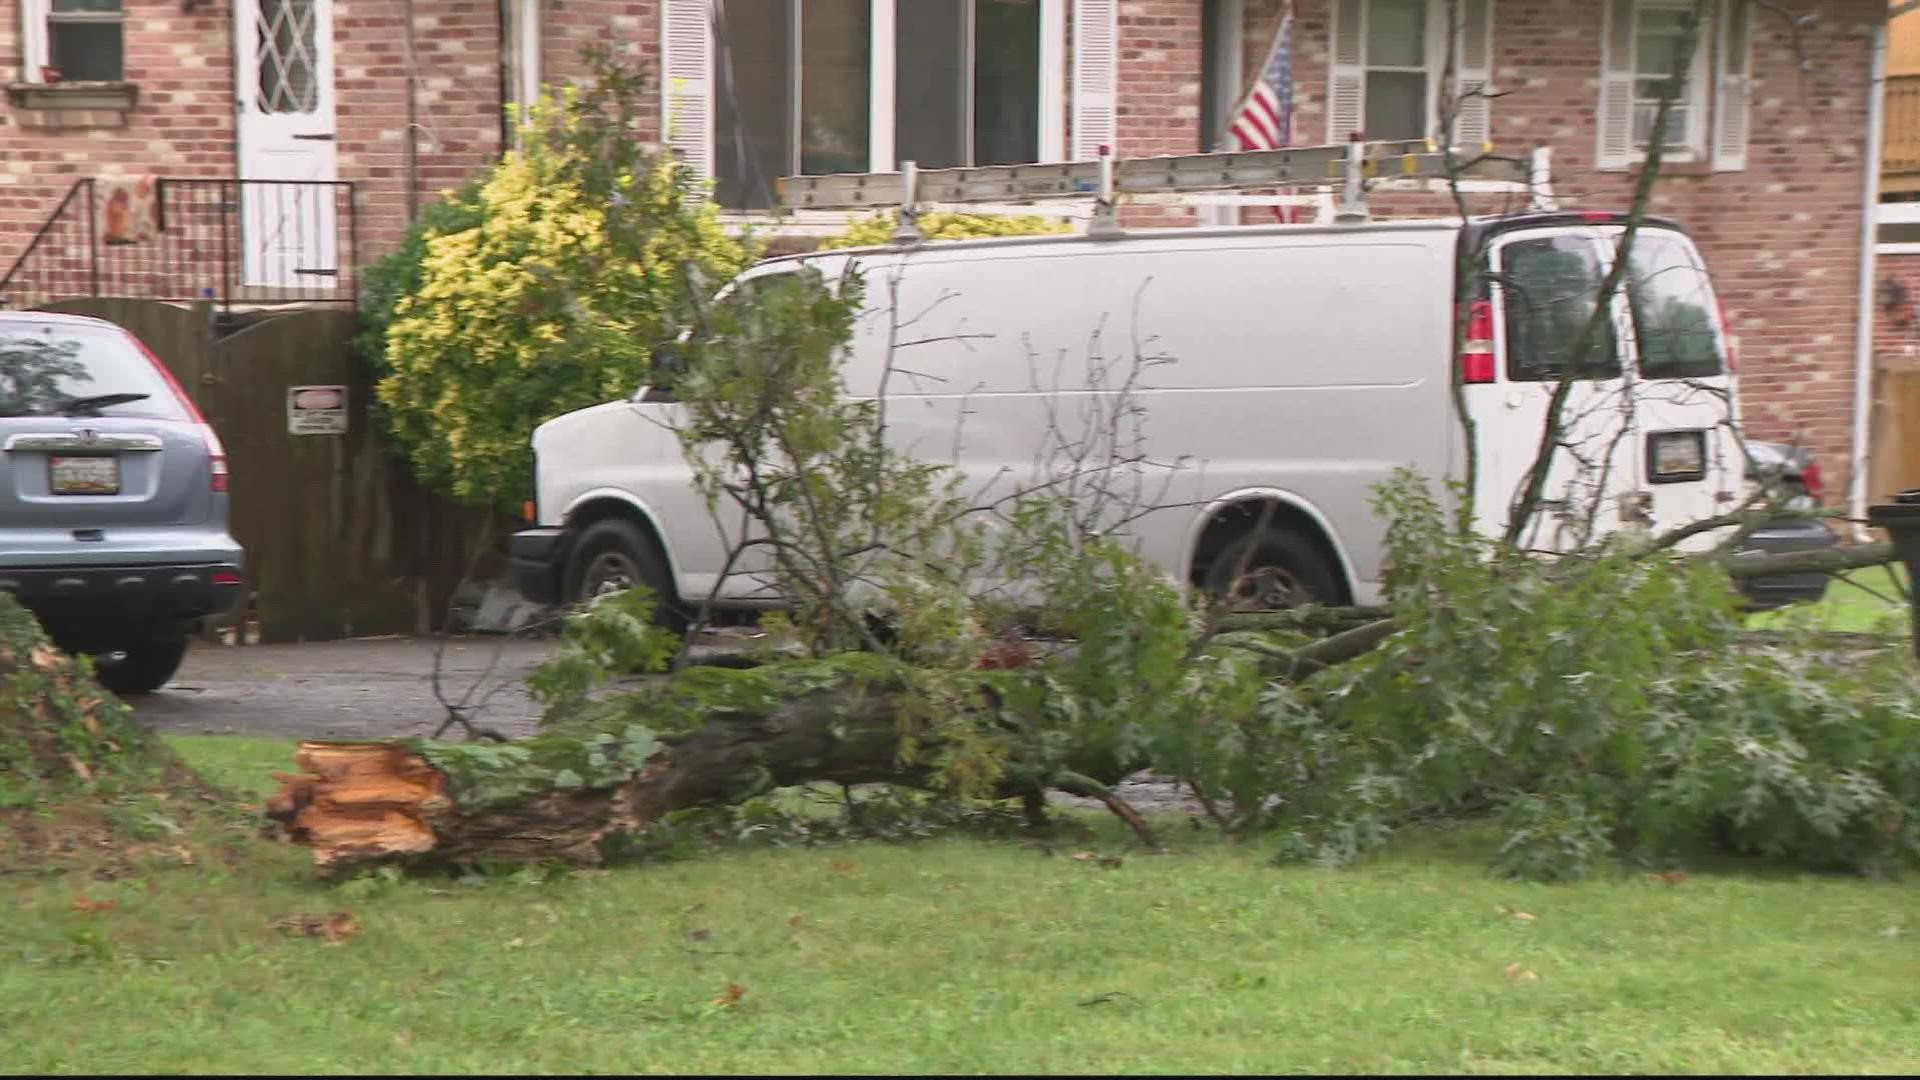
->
xmin=1850 ymin=20 xmax=1888 ymax=536
xmin=402 ymin=0 xmax=421 ymax=225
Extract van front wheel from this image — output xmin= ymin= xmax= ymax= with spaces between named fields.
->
xmin=563 ymin=518 xmax=687 ymax=632
xmin=1202 ymin=531 xmax=1343 ymax=611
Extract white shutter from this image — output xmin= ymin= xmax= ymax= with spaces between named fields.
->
xmin=1596 ymin=0 xmax=1637 ymax=170
xmin=1712 ymin=0 xmax=1752 ymax=171
xmin=1071 ymin=0 xmax=1119 ymax=159
xmin=661 ymin=0 xmax=715 ymax=184
xmin=21 ymin=0 xmax=48 ymax=82
xmin=1327 ymin=0 xmax=1364 ymax=142
xmin=1452 ymin=0 xmax=1494 ymax=151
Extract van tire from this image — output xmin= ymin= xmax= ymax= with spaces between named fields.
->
xmin=1202 ymin=530 xmax=1343 ymax=611
xmin=563 ymin=518 xmax=688 ymax=631
xmin=94 ymin=636 xmax=190 ymax=696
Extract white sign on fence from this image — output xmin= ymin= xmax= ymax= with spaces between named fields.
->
xmin=287 ymin=385 xmax=349 ymax=436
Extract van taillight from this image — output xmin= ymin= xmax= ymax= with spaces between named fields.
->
xmin=1715 ymin=296 xmax=1738 ymax=373
xmin=129 ymin=330 xmax=228 ymax=493
xmin=1461 ymin=299 xmax=1497 ymax=384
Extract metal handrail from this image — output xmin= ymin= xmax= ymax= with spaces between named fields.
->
xmin=0 ymin=177 xmax=358 ymax=312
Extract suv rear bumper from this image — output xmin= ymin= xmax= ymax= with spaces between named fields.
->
xmin=0 ymin=561 xmax=245 ymax=620
xmin=1733 ymin=517 xmax=1834 ymax=609
xmin=510 ymin=528 xmax=575 ymax=606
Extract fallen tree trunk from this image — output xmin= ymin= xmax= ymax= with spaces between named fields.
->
xmin=1720 ymin=541 xmax=1894 ymax=580
xmin=267 ymin=673 xmax=1151 ymax=870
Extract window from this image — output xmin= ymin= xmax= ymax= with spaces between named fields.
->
xmin=1598 ymin=0 xmax=1750 ymax=170
xmin=703 ymin=0 xmax=1058 ymax=211
xmin=1199 ymin=0 xmax=1243 ymax=151
xmin=1500 ymin=235 xmax=1622 ymax=383
xmin=23 ymin=0 xmax=126 ymax=83
xmin=1327 ymin=0 xmax=1491 ymax=147
xmin=1628 ymin=1 xmax=1708 ymax=152
xmin=1362 ymin=0 xmax=1429 ymax=142
xmin=1627 ymin=233 xmax=1725 ymax=380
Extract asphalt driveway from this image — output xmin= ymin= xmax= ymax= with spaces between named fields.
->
xmin=130 ymin=636 xmax=555 ymax=742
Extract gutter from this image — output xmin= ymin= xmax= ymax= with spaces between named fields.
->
xmin=1850 ymin=20 xmax=1888 ymax=537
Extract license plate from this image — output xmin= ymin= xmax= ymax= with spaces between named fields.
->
xmin=49 ymin=455 xmax=120 ymax=495
xmin=1648 ymin=431 xmax=1706 ymax=483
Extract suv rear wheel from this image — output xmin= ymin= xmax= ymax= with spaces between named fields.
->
xmin=93 ymin=636 xmax=190 ymax=696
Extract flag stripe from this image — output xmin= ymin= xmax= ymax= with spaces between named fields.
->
xmin=1223 ymin=0 xmax=1296 ymax=152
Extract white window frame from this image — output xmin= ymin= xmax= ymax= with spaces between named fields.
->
xmin=689 ymin=0 xmax=1067 ymax=216
xmin=20 ymin=0 xmax=128 ymax=84
xmin=1361 ymin=0 xmax=1445 ymax=142
xmin=1623 ymin=0 xmax=1713 ymax=161
xmin=1326 ymin=0 xmax=1491 ymax=147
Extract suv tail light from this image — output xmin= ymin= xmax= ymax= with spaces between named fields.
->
xmin=1799 ymin=454 xmax=1825 ymax=504
xmin=1461 ymin=299 xmax=1497 ymax=384
xmin=128 ymin=331 xmax=228 ymax=493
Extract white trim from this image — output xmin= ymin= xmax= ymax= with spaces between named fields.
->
xmin=1040 ymin=0 xmax=1068 ymax=161
xmin=1070 ymin=0 xmax=1119 ymax=159
xmin=1852 ymin=22 xmax=1888 ymax=534
xmin=1328 ymin=0 xmax=1486 ymax=145
xmin=20 ymin=0 xmax=49 ymax=82
xmin=1878 ymin=242 xmax=1920 ymax=256
xmin=1879 ymin=202 xmax=1920 ymax=226
xmin=869 ymin=0 xmax=895 ymax=171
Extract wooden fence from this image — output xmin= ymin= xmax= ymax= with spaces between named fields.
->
xmin=39 ymin=299 xmax=503 ymax=643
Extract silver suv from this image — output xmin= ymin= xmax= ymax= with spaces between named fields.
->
xmin=0 ymin=311 xmax=244 ymax=694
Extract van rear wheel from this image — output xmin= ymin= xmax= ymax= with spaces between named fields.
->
xmin=94 ymin=636 xmax=190 ymax=696
xmin=1202 ymin=531 xmax=1343 ymax=611
xmin=563 ymin=518 xmax=687 ymax=631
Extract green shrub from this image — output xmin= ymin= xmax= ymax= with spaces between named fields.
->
xmin=819 ymin=210 xmax=1071 ymax=249
xmin=372 ymin=52 xmax=752 ymax=509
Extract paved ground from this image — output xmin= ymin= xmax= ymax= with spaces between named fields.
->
xmin=131 ymin=636 xmax=555 ymax=741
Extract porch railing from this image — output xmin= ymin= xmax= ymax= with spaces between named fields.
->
xmin=0 ymin=178 xmax=358 ymax=312
xmin=1886 ymin=74 xmax=1920 ymax=196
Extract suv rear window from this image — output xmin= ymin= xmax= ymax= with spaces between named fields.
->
xmin=1500 ymin=235 xmax=1623 ymax=383
xmin=0 ymin=321 xmax=190 ymax=420
xmin=1626 ymin=233 xmax=1725 ymax=380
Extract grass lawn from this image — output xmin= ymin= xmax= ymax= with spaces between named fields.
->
xmin=2 ymin=736 xmax=1916 ymax=1074
xmin=1749 ymin=566 xmax=1912 ymax=636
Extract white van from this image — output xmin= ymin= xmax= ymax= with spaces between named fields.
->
xmin=509 ymin=211 xmax=1741 ymax=620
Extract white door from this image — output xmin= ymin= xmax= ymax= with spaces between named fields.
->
xmin=234 ymin=0 xmax=339 ymax=289
xmin=1468 ymin=226 xmax=1639 ymax=552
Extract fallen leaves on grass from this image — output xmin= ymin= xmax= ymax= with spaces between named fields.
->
xmin=829 ymin=859 xmax=857 ymax=874
xmin=70 ymin=894 xmax=117 ymax=914
xmin=1650 ymin=870 xmax=1690 ymax=886
xmin=1072 ymin=851 xmax=1125 ymax=869
xmin=1503 ymin=962 xmax=1540 ymax=984
xmin=713 ymin=983 xmax=746 ymax=1009
xmin=271 ymin=911 xmax=361 ymax=944
xmin=1496 ymin=905 xmax=1537 ymax=922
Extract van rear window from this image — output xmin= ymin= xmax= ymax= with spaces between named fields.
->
xmin=1499 ymin=236 xmax=1622 ymax=383
xmin=1626 ymin=233 xmax=1725 ymax=380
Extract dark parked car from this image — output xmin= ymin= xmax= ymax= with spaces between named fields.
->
xmin=1735 ymin=440 xmax=1834 ymax=609
xmin=0 ymin=312 xmax=244 ymax=694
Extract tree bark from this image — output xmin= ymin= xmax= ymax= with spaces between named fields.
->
xmin=266 ymin=682 xmax=1151 ymax=870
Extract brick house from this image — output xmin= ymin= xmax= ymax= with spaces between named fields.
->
xmin=0 ymin=0 xmax=1897 ymax=513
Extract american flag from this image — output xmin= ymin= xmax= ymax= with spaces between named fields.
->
xmin=1228 ymin=0 xmax=1297 ymax=151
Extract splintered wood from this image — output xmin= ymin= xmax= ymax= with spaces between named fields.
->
xmin=266 ymin=743 xmax=449 ymax=866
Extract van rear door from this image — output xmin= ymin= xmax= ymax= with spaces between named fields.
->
xmin=1472 ymin=225 xmax=1637 ymax=551
xmin=1612 ymin=227 xmax=1739 ymax=547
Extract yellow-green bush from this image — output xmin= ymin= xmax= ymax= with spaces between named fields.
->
xmin=819 ymin=210 xmax=1071 ymax=250
xmin=375 ymin=56 xmax=750 ymax=510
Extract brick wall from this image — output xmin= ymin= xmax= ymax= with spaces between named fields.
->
xmin=336 ymin=0 xmax=506 ymax=260
xmin=0 ymin=0 xmax=237 ymax=250
xmin=0 ymin=0 xmax=508 ymax=276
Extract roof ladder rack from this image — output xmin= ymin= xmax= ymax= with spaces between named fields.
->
xmin=776 ymin=137 xmax=1548 ymax=241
